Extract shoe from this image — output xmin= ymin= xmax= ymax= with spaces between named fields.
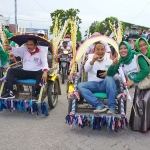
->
xmin=107 ymin=110 xmax=115 ymax=115
xmin=93 ymin=106 xmax=107 ymax=113
xmin=107 ymin=108 xmax=116 ymax=115
xmin=1 ymin=90 xmax=15 ymax=99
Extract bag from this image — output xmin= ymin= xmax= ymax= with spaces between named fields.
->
xmin=136 ymin=54 xmax=150 ymax=90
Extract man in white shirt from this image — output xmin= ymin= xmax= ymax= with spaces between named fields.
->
xmin=2 ymin=38 xmax=49 ymax=100
xmin=77 ymin=42 xmax=116 ymax=114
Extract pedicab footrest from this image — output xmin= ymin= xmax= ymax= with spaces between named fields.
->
xmin=15 ymin=79 xmax=36 ymax=85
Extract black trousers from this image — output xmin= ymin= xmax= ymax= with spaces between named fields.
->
xmin=6 ymin=68 xmax=43 ymax=94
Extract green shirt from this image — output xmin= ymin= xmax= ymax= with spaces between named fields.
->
xmin=107 ymin=56 xmax=149 ymax=83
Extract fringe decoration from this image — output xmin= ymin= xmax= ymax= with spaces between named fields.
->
xmin=0 ymin=99 xmax=49 ymax=116
xmin=65 ymin=114 xmax=128 ymax=131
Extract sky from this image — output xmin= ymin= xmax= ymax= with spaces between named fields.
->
xmin=1 ymin=0 xmax=150 ymax=37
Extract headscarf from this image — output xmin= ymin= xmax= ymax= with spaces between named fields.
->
xmin=118 ymin=41 xmax=139 ymax=65
xmin=135 ymin=37 xmax=150 ymax=59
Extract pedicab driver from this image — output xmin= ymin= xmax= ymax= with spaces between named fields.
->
xmin=2 ymin=38 xmax=49 ymax=100
xmin=77 ymin=42 xmax=116 ymax=114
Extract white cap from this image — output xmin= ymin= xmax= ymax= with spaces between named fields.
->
xmin=37 ymin=30 xmax=45 ymax=35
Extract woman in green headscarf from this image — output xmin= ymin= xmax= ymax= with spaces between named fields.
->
xmin=107 ymin=41 xmax=150 ymax=133
xmin=135 ymin=37 xmax=150 ymax=58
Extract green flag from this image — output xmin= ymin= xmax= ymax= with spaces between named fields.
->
xmin=0 ymin=39 xmax=9 ymax=67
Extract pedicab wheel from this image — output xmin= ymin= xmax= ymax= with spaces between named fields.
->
xmin=48 ymin=80 xmax=58 ymax=108
xmin=62 ymin=68 xmax=65 ymax=84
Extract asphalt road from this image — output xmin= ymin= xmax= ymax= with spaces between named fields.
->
xmin=0 ymin=81 xmax=150 ymax=150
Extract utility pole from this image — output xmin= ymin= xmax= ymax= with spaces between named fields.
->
xmin=14 ymin=0 xmax=17 ymax=32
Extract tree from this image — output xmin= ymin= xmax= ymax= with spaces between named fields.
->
xmin=76 ymin=30 xmax=82 ymax=42
xmin=87 ymin=17 xmax=118 ymax=36
xmin=95 ymin=17 xmax=118 ymax=35
xmin=50 ymin=8 xmax=82 ymax=35
xmin=89 ymin=21 xmax=99 ymax=35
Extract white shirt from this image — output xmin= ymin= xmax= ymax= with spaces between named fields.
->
xmin=10 ymin=46 xmax=49 ymax=71
xmin=84 ymin=58 xmax=112 ymax=82
xmin=121 ymin=55 xmax=138 ymax=80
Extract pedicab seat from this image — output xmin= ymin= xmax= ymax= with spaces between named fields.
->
xmin=93 ymin=92 xmax=118 ymax=99
xmin=15 ymin=79 xmax=36 ymax=85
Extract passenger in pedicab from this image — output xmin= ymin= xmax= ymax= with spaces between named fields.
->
xmin=135 ymin=37 xmax=150 ymax=59
xmin=107 ymin=41 xmax=150 ymax=133
xmin=2 ymin=38 xmax=49 ymax=100
xmin=77 ymin=42 xmax=117 ymax=114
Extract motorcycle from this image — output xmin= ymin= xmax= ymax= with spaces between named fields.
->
xmin=59 ymin=49 xmax=71 ymax=84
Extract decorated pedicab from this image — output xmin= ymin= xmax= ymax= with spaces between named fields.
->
xmin=66 ymin=34 xmax=133 ymax=131
xmin=0 ymin=33 xmax=61 ymax=116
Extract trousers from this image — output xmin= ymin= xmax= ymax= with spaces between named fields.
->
xmin=6 ymin=68 xmax=43 ymax=94
xmin=77 ymin=76 xmax=116 ymax=109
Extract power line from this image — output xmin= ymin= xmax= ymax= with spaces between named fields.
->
xmin=9 ymin=18 xmax=51 ymax=22
xmin=113 ymin=3 xmax=148 ymax=14
xmin=130 ymin=1 xmax=150 ymax=21
xmin=33 ymin=0 xmax=50 ymax=14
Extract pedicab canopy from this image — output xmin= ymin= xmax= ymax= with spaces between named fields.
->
xmin=76 ymin=35 xmax=119 ymax=62
xmin=70 ymin=35 xmax=119 ymax=73
xmin=8 ymin=34 xmax=53 ymax=48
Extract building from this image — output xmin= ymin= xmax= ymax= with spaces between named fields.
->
xmin=22 ymin=28 xmax=49 ymax=39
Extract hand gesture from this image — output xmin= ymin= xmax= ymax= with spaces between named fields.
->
xmin=112 ymin=58 xmax=118 ymax=66
xmin=92 ymin=54 xmax=100 ymax=62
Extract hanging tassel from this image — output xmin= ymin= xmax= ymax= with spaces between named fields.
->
xmin=65 ymin=115 xmax=70 ymax=124
xmin=90 ymin=115 xmax=94 ymax=129
xmin=73 ymin=115 xmax=78 ymax=126
xmin=40 ymin=102 xmax=49 ymax=116
xmin=78 ymin=115 xmax=82 ymax=126
xmin=114 ymin=117 xmax=119 ymax=132
xmin=32 ymin=101 xmax=39 ymax=115
xmin=112 ymin=116 xmax=115 ymax=131
xmin=81 ymin=116 xmax=87 ymax=128
xmin=7 ymin=100 xmax=11 ymax=110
